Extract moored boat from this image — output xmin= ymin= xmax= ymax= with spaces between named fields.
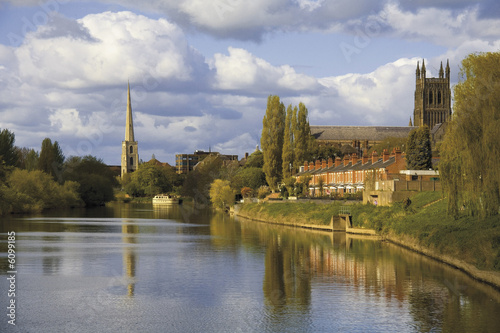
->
xmin=152 ymin=194 xmax=181 ymax=205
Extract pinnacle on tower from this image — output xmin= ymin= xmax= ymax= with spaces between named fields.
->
xmin=446 ymin=59 xmax=450 ymax=79
xmin=125 ymin=81 xmax=135 ymax=142
xmin=416 ymin=61 xmax=420 ymax=79
xmin=439 ymin=61 xmax=444 ymax=78
xmin=421 ymin=59 xmax=426 ymax=78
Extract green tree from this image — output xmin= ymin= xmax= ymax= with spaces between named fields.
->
xmin=16 ymin=147 xmax=39 ymax=171
xmin=261 ymin=95 xmax=285 ymax=190
xmin=182 ymin=154 xmax=223 ymax=204
xmin=63 ymin=155 xmax=117 ymax=206
xmin=440 ymin=52 xmax=500 ymax=218
xmin=209 ymin=179 xmax=235 ymax=209
xmin=406 ymin=126 xmax=432 ymax=170
xmin=38 ymin=138 xmax=65 ymax=181
xmin=232 ymin=167 xmax=267 ymax=192
xmin=282 ymin=104 xmax=295 ymax=178
xmin=0 ymin=129 xmax=19 ymax=167
xmin=294 ymin=102 xmax=313 ymax=169
xmin=4 ymin=169 xmax=82 ymax=213
xmin=244 ymin=150 xmax=264 ymax=168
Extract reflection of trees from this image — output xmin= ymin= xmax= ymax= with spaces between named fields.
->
xmin=263 ymin=232 xmax=311 ymax=310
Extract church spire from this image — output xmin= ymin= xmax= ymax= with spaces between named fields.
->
xmin=125 ymin=81 xmax=134 ymax=142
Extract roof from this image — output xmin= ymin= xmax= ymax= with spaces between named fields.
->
xmin=310 ymin=125 xmax=415 ymax=141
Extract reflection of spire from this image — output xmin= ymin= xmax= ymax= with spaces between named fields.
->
xmin=122 ymin=222 xmax=138 ymax=297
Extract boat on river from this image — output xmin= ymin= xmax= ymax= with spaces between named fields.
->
xmin=152 ymin=194 xmax=181 ymax=205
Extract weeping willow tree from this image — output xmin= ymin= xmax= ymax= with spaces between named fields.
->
xmin=440 ymin=52 xmax=500 ymax=219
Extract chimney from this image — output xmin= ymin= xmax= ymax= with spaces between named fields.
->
xmin=322 ymin=159 xmax=327 ymax=169
xmin=344 ymin=154 xmax=350 ymax=166
xmin=362 ymin=153 xmax=369 ymax=164
xmin=393 ymin=147 xmax=402 ymax=162
xmin=372 ymin=151 xmax=379 ymax=164
xmin=328 ymin=157 xmax=333 ymax=168
xmin=245 ymin=152 xmax=249 ymax=159
xmin=304 ymin=161 xmax=309 ymax=171
xmin=351 ymin=153 xmax=358 ymax=165
xmin=315 ymin=160 xmax=321 ymax=170
xmin=382 ymin=149 xmax=389 ymax=162
xmin=335 ymin=156 xmax=341 ymax=167
xmin=309 ymin=162 xmax=314 ymax=171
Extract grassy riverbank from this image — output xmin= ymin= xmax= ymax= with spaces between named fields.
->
xmin=238 ymin=192 xmax=500 ymax=272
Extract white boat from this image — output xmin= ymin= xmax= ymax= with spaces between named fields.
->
xmin=152 ymin=194 xmax=180 ymax=205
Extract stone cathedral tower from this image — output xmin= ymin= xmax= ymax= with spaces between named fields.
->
xmin=121 ymin=82 xmax=139 ymax=178
xmin=413 ymin=59 xmax=452 ymax=129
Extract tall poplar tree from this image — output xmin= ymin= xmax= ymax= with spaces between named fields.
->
xmin=440 ymin=52 xmax=500 ymax=218
xmin=293 ymin=102 xmax=311 ymax=169
xmin=38 ymin=138 xmax=65 ymax=181
xmin=282 ymin=104 xmax=294 ymax=178
xmin=261 ymin=95 xmax=285 ymax=190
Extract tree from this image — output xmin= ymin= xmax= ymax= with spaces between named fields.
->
xmin=282 ymin=104 xmax=295 ymax=178
xmin=63 ymin=155 xmax=117 ymax=206
xmin=406 ymin=126 xmax=432 ymax=170
xmin=38 ymin=138 xmax=65 ymax=181
xmin=209 ymin=179 xmax=235 ymax=210
xmin=0 ymin=129 xmax=18 ymax=167
xmin=244 ymin=150 xmax=264 ymax=168
xmin=440 ymin=52 xmax=500 ymax=218
xmin=261 ymin=95 xmax=285 ymax=190
xmin=294 ymin=102 xmax=313 ymax=169
xmin=182 ymin=154 xmax=223 ymax=204
xmin=232 ymin=167 xmax=267 ymax=192
xmin=16 ymin=147 xmax=39 ymax=171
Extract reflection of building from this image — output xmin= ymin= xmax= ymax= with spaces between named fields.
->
xmin=121 ymin=82 xmax=139 ymax=177
xmin=175 ymin=150 xmax=238 ymax=174
xmin=122 ymin=222 xmax=138 ymax=297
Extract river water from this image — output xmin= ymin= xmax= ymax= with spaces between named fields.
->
xmin=1 ymin=202 xmax=500 ymax=332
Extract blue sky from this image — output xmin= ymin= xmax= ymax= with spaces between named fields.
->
xmin=0 ymin=0 xmax=499 ymax=165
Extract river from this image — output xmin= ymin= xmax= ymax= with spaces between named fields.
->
xmin=1 ymin=202 xmax=500 ymax=332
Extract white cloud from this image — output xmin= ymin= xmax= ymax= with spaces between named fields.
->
xmin=211 ymin=47 xmax=321 ymax=93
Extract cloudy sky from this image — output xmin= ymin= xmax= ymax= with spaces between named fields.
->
xmin=1 ymin=0 xmax=499 ymax=165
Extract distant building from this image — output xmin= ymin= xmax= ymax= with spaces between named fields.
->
xmin=310 ymin=125 xmax=414 ymax=151
xmin=175 ymin=150 xmax=238 ymax=174
xmin=121 ymin=82 xmax=139 ymax=177
xmin=310 ymin=59 xmax=452 ymax=151
xmin=413 ymin=59 xmax=452 ymax=129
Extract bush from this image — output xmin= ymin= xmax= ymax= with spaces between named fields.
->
xmin=257 ymin=185 xmax=271 ymax=199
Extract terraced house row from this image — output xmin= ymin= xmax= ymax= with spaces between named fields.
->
xmin=295 ymin=148 xmax=406 ymax=197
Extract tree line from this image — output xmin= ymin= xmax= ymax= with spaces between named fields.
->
xmin=0 ymin=130 xmax=117 ymax=214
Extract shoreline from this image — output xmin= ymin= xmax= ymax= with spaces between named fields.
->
xmin=233 ymin=204 xmax=500 ymax=290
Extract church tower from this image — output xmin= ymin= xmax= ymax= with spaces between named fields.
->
xmin=413 ymin=59 xmax=452 ymax=129
xmin=121 ymin=82 xmax=139 ymax=177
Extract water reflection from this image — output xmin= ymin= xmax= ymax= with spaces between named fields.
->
xmin=121 ymin=222 xmax=137 ymax=297
xmin=0 ymin=203 xmax=499 ymax=332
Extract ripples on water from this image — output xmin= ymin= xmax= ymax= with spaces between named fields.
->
xmin=1 ymin=203 xmax=500 ymax=332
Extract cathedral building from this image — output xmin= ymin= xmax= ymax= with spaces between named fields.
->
xmin=310 ymin=59 xmax=452 ymax=150
xmin=413 ymin=59 xmax=452 ymax=129
xmin=121 ymin=82 xmax=139 ymax=178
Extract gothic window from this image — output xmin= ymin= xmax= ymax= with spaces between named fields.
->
xmin=129 ymin=146 xmax=133 ymax=154
xmin=429 ymin=91 xmax=433 ymax=104
xmin=130 ymin=157 xmax=133 ymax=166
xmin=437 ymin=91 xmax=442 ymax=104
